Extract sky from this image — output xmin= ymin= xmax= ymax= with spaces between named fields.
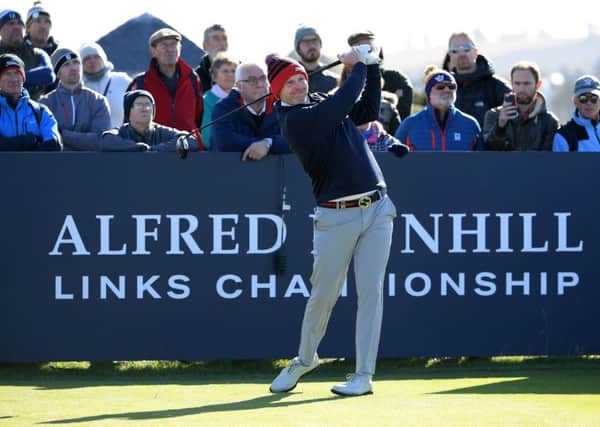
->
xmin=8 ymin=0 xmax=599 ymax=68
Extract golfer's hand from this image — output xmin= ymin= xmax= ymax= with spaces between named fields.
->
xmin=338 ymin=49 xmax=360 ymax=68
xmin=242 ymin=140 xmax=270 ymax=161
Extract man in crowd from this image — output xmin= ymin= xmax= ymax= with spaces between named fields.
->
xmin=80 ymin=42 xmax=132 ymax=127
xmin=0 ymin=53 xmax=60 ymax=150
xmin=553 ymin=75 xmax=600 ymax=152
xmin=99 ymin=90 xmax=200 ymax=152
xmin=294 ymin=25 xmax=338 ymax=93
xmin=448 ymin=32 xmax=510 ymax=127
xmin=195 ymin=24 xmax=228 ymax=92
xmin=24 ymin=2 xmax=58 ymax=56
xmin=41 ymin=48 xmax=111 ymax=150
xmin=0 ymin=9 xmax=54 ymax=100
xmin=483 ymin=61 xmax=558 ymax=151
xmin=129 ymin=28 xmax=203 ymax=145
xmin=211 ymin=62 xmax=290 ymax=159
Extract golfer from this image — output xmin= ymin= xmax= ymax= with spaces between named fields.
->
xmin=267 ymin=47 xmax=397 ymax=396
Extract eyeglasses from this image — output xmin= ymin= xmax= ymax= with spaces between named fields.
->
xmin=434 ymin=83 xmax=457 ymax=91
xmin=132 ymin=102 xmax=153 ymax=110
xmin=239 ymin=75 xmax=267 ymax=85
xmin=577 ymin=94 xmax=599 ymax=104
xmin=449 ymin=44 xmax=474 ymax=54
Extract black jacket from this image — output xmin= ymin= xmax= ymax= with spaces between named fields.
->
xmin=453 ymin=55 xmax=511 ymax=126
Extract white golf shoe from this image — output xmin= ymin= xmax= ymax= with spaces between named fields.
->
xmin=269 ymin=354 xmax=319 ymax=393
xmin=331 ymin=373 xmax=373 ymax=396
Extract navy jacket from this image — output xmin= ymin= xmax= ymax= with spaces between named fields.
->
xmin=275 ymin=62 xmax=385 ymax=203
xmin=211 ymin=89 xmax=290 ymax=153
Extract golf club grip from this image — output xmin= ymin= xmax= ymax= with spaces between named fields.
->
xmin=309 ymin=60 xmax=341 ymax=76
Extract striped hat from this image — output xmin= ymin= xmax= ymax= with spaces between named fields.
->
xmin=265 ymin=53 xmax=307 ymax=99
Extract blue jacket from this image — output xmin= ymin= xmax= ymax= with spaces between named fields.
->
xmin=394 ymin=105 xmax=481 ymax=151
xmin=0 ymin=89 xmax=61 ymax=151
xmin=211 ymin=89 xmax=290 ymax=153
xmin=275 ymin=62 xmax=385 ymax=203
xmin=553 ymin=110 xmax=600 ymax=152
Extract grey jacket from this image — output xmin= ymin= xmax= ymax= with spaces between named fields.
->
xmin=483 ymin=92 xmax=559 ymax=151
xmin=99 ymin=123 xmax=199 ymax=152
xmin=40 ymin=83 xmax=111 ymax=150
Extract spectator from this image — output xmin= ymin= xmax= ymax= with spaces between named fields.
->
xmin=0 ymin=53 xmax=60 ymax=150
xmin=294 ymin=25 xmax=338 ymax=93
xmin=211 ymin=62 xmax=290 ymax=160
xmin=553 ymin=75 xmax=600 ymax=152
xmin=129 ymin=28 xmax=203 ymax=144
xmin=99 ymin=90 xmax=200 ymax=152
xmin=41 ymin=48 xmax=111 ymax=150
xmin=0 ymin=9 xmax=54 ymax=100
xmin=80 ymin=42 xmax=132 ymax=127
xmin=347 ymin=30 xmax=414 ymax=120
xmin=484 ymin=61 xmax=558 ymax=151
xmin=201 ymin=52 xmax=237 ymax=149
xmin=394 ymin=66 xmax=481 ymax=151
xmin=195 ymin=24 xmax=228 ymax=93
xmin=24 ymin=2 xmax=58 ymax=56
xmin=447 ymin=32 xmax=510 ymax=127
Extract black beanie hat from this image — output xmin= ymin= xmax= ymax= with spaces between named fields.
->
xmin=0 ymin=53 xmax=25 ymax=80
xmin=123 ymin=90 xmax=155 ymax=123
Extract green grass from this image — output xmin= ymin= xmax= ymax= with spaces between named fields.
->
xmin=1 ymin=357 xmax=600 ymax=426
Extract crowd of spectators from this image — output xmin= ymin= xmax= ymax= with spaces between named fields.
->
xmin=1 ymin=3 xmax=599 ymax=154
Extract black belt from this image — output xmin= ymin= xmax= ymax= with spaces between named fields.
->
xmin=318 ymin=190 xmax=384 ymax=209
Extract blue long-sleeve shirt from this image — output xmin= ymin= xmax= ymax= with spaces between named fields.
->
xmin=275 ymin=62 xmax=385 ymax=203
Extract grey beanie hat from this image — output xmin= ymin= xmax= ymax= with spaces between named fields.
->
xmin=79 ymin=42 xmax=108 ymax=63
xmin=294 ymin=25 xmax=321 ymax=53
xmin=50 ymin=47 xmax=79 ymax=75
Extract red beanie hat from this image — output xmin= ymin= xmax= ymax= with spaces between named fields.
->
xmin=265 ymin=53 xmax=308 ymax=99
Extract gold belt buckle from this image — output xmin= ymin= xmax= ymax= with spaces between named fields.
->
xmin=358 ymin=196 xmax=372 ymax=208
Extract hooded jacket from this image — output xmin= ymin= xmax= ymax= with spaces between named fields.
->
xmin=453 ymin=54 xmax=511 ymax=126
xmin=483 ymin=91 xmax=559 ymax=151
xmin=83 ymin=62 xmax=132 ymax=127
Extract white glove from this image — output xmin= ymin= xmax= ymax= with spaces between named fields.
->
xmin=353 ymin=44 xmax=380 ymax=65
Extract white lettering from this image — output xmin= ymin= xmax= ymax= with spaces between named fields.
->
xmin=401 ymin=213 xmax=442 ymax=254
xmin=216 ymin=274 xmax=242 ymax=299
xmin=136 ymin=275 xmax=161 ymax=299
xmin=246 ymin=214 xmax=285 ymax=254
xmin=555 ymin=213 xmax=583 ymax=252
xmin=131 ymin=215 xmax=161 ymax=255
xmin=474 ymin=272 xmax=496 ymax=296
xmin=284 ymin=274 xmax=310 ymax=297
xmin=97 ymin=215 xmax=127 ymax=255
xmin=496 ymin=213 xmax=514 ymax=253
xmin=166 ymin=215 xmax=204 ymax=255
xmin=100 ymin=275 xmax=126 ymax=299
xmin=251 ymin=274 xmax=276 ymax=298
xmin=49 ymin=215 xmax=90 ymax=255
xmin=441 ymin=272 xmax=465 ymax=295
xmin=54 ymin=276 xmax=74 ymax=299
xmin=449 ymin=213 xmax=490 ymax=253
xmin=404 ymin=272 xmax=431 ymax=297
xmin=506 ymin=272 xmax=530 ymax=295
xmin=210 ymin=214 xmax=239 ymax=254
xmin=557 ymin=272 xmax=579 ymax=295
xmin=521 ymin=213 xmax=548 ymax=252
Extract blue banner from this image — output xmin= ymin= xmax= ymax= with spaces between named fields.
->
xmin=1 ymin=152 xmax=598 ymax=361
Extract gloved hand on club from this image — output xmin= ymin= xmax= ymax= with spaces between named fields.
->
xmin=388 ymin=137 xmax=410 ymax=157
xmin=353 ymin=44 xmax=381 ymax=65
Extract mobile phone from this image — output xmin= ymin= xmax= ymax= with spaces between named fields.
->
xmin=504 ymin=93 xmax=516 ymax=106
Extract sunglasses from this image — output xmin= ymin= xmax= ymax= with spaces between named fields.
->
xmin=449 ymin=44 xmax=474 ymax=54
xmin=577 ymin=94 xmax=599 ymax=104
xmin=434 ymin=83 xmax=457 ymax=91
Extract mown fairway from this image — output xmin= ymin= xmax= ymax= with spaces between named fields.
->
xmin=1 ymin=357 xmax=599 ymax=426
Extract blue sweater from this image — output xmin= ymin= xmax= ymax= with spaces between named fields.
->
xmin=394 ymin=105 xmax=481 ymax=151
xmin=211 ymin=89 xmax=290 ymax=153
xmin=275 ymin=62 xmax=385 ymax=203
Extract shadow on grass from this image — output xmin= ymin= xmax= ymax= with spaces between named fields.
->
xmin=2 ymin=356 xmax=600 ymax=394
xmin=43 ymin=393 xmax=343 ymax=424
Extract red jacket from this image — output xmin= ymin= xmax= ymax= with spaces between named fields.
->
xmin=131 ymin=58 xmax=203 ymax=134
